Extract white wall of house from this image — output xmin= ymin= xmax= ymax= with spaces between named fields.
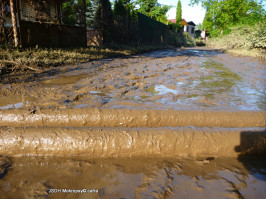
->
xmin=201 ymin=30 xmax=206 ymax=39
xmin=184 ymin=25 xmax=195 ymax=38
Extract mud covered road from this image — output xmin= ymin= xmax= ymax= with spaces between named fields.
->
xmin=0 ymin=47 xmax=265 ymax=110
xmin=0 ymin=47 xmax=266 ymax=198
xmin=0 ymin=156 xmax=266 ymax=198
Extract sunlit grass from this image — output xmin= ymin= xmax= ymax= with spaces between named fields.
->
xmin=0 ymin=45 xmax=165 ymax=74
xmin=207 ymin=22 xmax=266 ymax=59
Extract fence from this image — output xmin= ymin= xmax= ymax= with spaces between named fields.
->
xmin=0 ymin=0 xmax=87 ymax=48
xmin=0 ymin=0 xmax=15 ymax=46
xmin=1 ymin=0 xmax=177 ymax=48
xmin=137 ymin=13 xmax=175 ymax=46
xmin=109 ymin=12 xmax=176 ymax=46
xmin=87 ymin=29 xmax=103 ymax=46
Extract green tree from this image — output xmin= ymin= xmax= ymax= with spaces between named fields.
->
xmin=62 ymin=0 xmax=87 ymax=26
xmin=113 ymin=0 xmax=128 ymax=42
xmin=176 ymin=0 xmax=182 ymax=31
xmin=120 ymin=0 xmax=137 ymax=11
xmin=94 ymin=3 xmax=102 ymax=29
xmin=190 ymin=0 xmax=265 ymax=36
xmin=137 ymin=0 xmax=171 ymax=23
xmin=202 ymin=8 xmax=213 ymax=32
xmin=62 ymin=0 xmax=79 ymax=26
xmin=114 ymin=0 xmax=127 ymax=16
xmin=113 ymin=0 xmax=139 ymax=43
xmin=100 ymin=0 xmax=114 ymax=44
xmin=196 ymin=23 xmax=203 ymax=30
xmin=86 ymin=0 xmax=100 ymax=28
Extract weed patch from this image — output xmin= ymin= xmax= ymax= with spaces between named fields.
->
xmin=0 ymin=45 xmax=167 ymax=75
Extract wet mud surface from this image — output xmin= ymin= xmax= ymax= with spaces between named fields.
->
xmin=1 ymin=109 xmax=265 ymax=128
xmin=0 ymin=156 xmax=265 ymax=198
xmin=0 ymin=127 xmax=265 ymax=157
xmin=0 ymin=47 xmax=265 ymax=110
xmin=0 ymin=47 xmax=266 ymax=198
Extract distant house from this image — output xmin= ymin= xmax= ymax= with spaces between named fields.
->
xmin=168 ymin=19 xmax=188 ymax=30
xmin=0 ymin=0 xmax=87 ymax=47
xmin=181 ymin=19 xmax=188 ymax=27
xmin=201 ymin=30 xmax=209 ymax=41
xmin=184 ymin=21 xmax=196 ymax=38
xmin=167 ymin=18 xmax=196 ymax=38
xmin=168 ymin=19 xmax=176 ymax=24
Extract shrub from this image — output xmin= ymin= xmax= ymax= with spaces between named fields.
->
xmin=208 ymin=20 xmax=266 ymax=50
xmin=250 ymin=20 xmax=266 ymax=49
xmin=183 ymin=32 xmax=195 ymax=47
xmin=195 ymin=38 xmax=206 ymax=46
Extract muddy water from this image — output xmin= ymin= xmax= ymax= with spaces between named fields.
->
xmin=0 ymin=48 xmax=265 ymax=110
xmin=0 ymin=156 xmax=265 ymax=198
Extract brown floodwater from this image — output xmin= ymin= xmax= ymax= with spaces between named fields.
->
xmin=0 ymin=156 xmax=265 ymax=198
xmin=0 ymin=47 xmax=265 ymax=110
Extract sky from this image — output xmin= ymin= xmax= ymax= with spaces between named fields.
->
xmin=158 ymin=0 xmax=266 ymax=25
xmin=158 ymin=0 xmax=206 ymax=25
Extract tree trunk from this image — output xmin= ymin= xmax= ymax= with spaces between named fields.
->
xmin=0 ymin=2 xmax=7 ymax=46
xmin=10 ymin=0 xmax=19 ymax=47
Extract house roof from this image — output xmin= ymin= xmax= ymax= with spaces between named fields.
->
xmin=168 ymin=19 xmax=188 ymax=26
xmin=187 ymin=21 xmax=196 ymax=26
xmin=181 ymin=19 xmax=188 ymax=26
xmin=168 ymin=19 xmax=176 ymax=23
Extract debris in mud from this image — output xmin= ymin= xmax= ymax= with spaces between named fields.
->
xmin=0 ymin=157 xmax=11 ymax=179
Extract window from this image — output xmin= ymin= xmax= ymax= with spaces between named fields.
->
xmin=187 ymin=26 xmax=189 ymax=32
xmin=191 ymin=27 xmax=194 ymax=34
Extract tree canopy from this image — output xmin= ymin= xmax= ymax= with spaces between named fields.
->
xmin=190 ymin=0 xmax=266 ymax=36
xmin=86 ymin=0 xmax=99 ymax=28
xmin=114 ymin=0 xmax=127 ymax=16
xmin=176 ymin=0 xmax=182 ymax=31
xmin=136 ymin=0 xmax=171 ymax=23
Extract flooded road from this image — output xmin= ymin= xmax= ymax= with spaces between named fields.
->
xmin=0 ymin=48 xmax=265 ymax=110
xmin=0 ymin=156 xmax=266 ymax=198
xmin=0 ymin=47 xmax=265 ymax=198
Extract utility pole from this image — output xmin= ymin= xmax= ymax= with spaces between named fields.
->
xmin=10 ymin=0 xmax=19 ymax=47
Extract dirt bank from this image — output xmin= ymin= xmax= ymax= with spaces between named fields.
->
xmin=0 ymin=127 xmax=265 ymax=157
xmin=0 ymin=108 xmax=265 ymax=128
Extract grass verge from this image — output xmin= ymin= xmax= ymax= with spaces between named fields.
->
xmin=207 ymin=22 xmax=266 ymax=59
xmin=0 ymin=45 xmax=167 ymax=75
